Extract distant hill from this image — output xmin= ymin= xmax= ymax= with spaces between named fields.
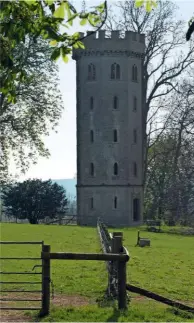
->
xmin=52 ymin=178 xmax=76 ymax=199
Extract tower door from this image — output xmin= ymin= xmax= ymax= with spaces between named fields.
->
xmin=133 ymin=198 xmax=140 ymax=222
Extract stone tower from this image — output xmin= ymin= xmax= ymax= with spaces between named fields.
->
xmin=73 ymin=30 xmax=145 ymax=227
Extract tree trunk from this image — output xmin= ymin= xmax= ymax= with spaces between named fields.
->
xmin=29 ymin=218 xmax=39 ymax=224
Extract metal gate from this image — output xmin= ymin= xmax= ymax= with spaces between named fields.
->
xmin=0 ymin=241 xmax=44 ymax=312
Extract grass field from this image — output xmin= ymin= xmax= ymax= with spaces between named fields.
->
xmin=0 ymin=223 xmax=194 ymax=322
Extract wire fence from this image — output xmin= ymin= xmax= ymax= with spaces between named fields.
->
xmin=97 ymin=218 xmax=119 ymax=298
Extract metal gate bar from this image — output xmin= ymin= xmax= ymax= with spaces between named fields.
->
xmin=0 ymin=307 xmax=41 ymax=310
xmin=0 ymin=241 xmax=43 ymax=245
xmin=0 ymin=241 xmax=44 ymax=314
xmin=0 ymin=282 xmax=41 ymax=284
xmin=1 ymin=290 xmax=42 ymax=293
xmin=0 ymin=299 xmax=41 ymax=301
xmin=0 ymin=272 xmax=42 ymax=275
xmin=0 ymin=257 xmax=41 ymax=260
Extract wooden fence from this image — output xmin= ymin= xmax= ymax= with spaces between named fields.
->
xmin=41 ymin=245 xmax=129 ymax=315
xmin=97 ymin=218 xmax=129 ymax=300
xmin=97 ymin=218 xmax=194 ymax=315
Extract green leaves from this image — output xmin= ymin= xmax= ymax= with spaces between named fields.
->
xmin=80 ymin=18 xmax=87 ymax=26
xmin=50 ymin=39 xmax=58 ymax=46
xmin=51 ymin=47 xmax=61 ymax=61
xmin=0 ymin=0 xmax=107 ymax=103
xmin=23 ymin=0 xmax=37 ymax=5
xmin=53 ymin=1 xmax=74 ymax=23
xmin=135 ymin=0 xmax=157 ymax=12
xmin=95 ymin=2 xmax=105 ymax=14
xmin=61 ymin=47 xmax=69 ymax=63
xmin=44 ymin=0 xmax=55 ymax=4
xmin=53 ymin=2 xmax=66 ymax=19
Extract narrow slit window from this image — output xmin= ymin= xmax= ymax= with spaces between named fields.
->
xmin=113 ymin=129 xmax=118 ymax=142
xmin=90 ymin=130 xmax=94 ymax=143
xmin=133 ymin=96 xmax=137 ymax=112
xmin=90 ymin=163 xmax=94 ymax=176
xmin=91 ymin=197 xmax=94 ymax=209
xmin=113 ymin=96 xmax=118 ymax=109
xmin=116 ymin=64 xmax=120 ymax=79
xmin=133 ymin=162 xmax=137 ymax=177
xmin=111 ymin=63 xmax=120 ymax=80
xmin=88 ymin=64 xmax=96 ymax=81
xmin=132 ymin=64 xmax=138 ymax=82
xmin=133 ymin=198 xmax=140 ymax=221
xmin=114 ymin=163 xmax=118 ymax=175
xmin=90 ymin=96 xmax=94 ymax=110
xmin=114 ymin=196 xmax=117 ymax=209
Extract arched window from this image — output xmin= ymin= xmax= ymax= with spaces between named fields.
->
xmin=111 ymin=63 xmax=120 ymax=80
xmin=90 ymin=163 xmax=94 ymax=176
xmin=114 ymin=196 xmax=117 ymax=209
xmin=133 ymin=162 xmax=137 ymax=177
xmin=90 ymin=96 xmax=94 ymax=110
xmin=132 ymin=64 xmax=138 ymax=82
xmin=133 ymin=198 xmax=140 ymax=221
xmin=113 ymin=162 xmax=118 ymax=175
xmin=88 ymin=63 xmax=96 ymax=81
xmin=90 ymin=130 xmax=94 ymax=143
xmin=113 ymin=129 xmax=118 ymax=142
xmin=133 ymin=129 xmax=137 ymax=143
xmin=113 ymin=96 xmax=118 ymax=109
xmin=133 ymin=96 xmax=137 ymax=111
xmin=91 ymin=197 xmax=94 ymax=209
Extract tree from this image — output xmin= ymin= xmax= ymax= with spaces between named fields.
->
xmin=145 ymin=77 xmax=194 ymax=225
xmin=0 ymin=36 xmax=63 ymax=184
xmin=135 ymin=0 xmax=194 ymax=41
xmin=2 ymin=179 xmax=68 ymax=224
xmin=0 ymin=0 xmax=107 ymax=103
xmin=105 ymin=0 xmax=194 ymax=184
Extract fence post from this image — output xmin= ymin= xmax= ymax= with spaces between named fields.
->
xmin=113 ymin=232 xmax=127 ymax=310
xmin=41 ymin=244 xmax=50 ymax=316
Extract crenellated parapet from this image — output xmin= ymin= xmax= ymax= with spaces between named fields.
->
xmin=72 ymin=30 xmax=145 ymax=60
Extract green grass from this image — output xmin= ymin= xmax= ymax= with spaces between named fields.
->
xmin=1 ymin=223 xmax=194 ymax=322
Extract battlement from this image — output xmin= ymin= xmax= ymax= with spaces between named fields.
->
xmin=73 ymin=30 xmax=145 ymax=58
xmin=81 ymin=30 xmax=145 ymax=42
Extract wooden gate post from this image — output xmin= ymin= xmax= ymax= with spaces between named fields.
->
xmin=41 ymin=244 xmax=50 ymax=316
xmin=113 ymin=232 xmax=127 ymax=310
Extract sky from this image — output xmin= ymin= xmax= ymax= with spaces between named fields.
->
xmin=17 ymin=0 xmax=193 ymax=181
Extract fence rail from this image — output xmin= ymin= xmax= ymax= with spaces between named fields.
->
xmin=97 ymin=218 xmax=129 ymax=303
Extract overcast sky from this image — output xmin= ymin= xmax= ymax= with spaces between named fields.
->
xmin=17 ymin=0 xmax=193 ymax=181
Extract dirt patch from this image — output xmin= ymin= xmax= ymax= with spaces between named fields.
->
xmin=0 ymin=293 xmax=91 ymax=322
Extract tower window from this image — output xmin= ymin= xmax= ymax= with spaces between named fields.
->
xmin=88 ymin=63 xmax=96 ymax=81
xmin=90 ymin=163 xmax=94 ymax=176
xmin=133 ymin=96 xmax=137 ymax=112
xmin=113 ymin=129 xmax=118 ymax=142
xmin=90 ymin=96 xmax=94 ymax=110
xmin=91 ymin=197 xmax=94 ymax=209
xmin=132 ymin=64 xmax=138 ymax=82
xmin=111 ymin=63 xmax=120 ymax=80
xmin=133 ymin=162 xmax=137 ymax=177
xmin=133 ymin=198 xmax=140 ymax=221
xmin=113 ymin=96 xmax=118 ymax=110
xmin=114 ymin=196 xmax=117 ymax=209
xmin=133 ymin=129 xmax=137 ymax=143
xmin=113 ymin=163 xmax=118 ymax=175
xmin=90 ymin=130 xmax=94 ymax=143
